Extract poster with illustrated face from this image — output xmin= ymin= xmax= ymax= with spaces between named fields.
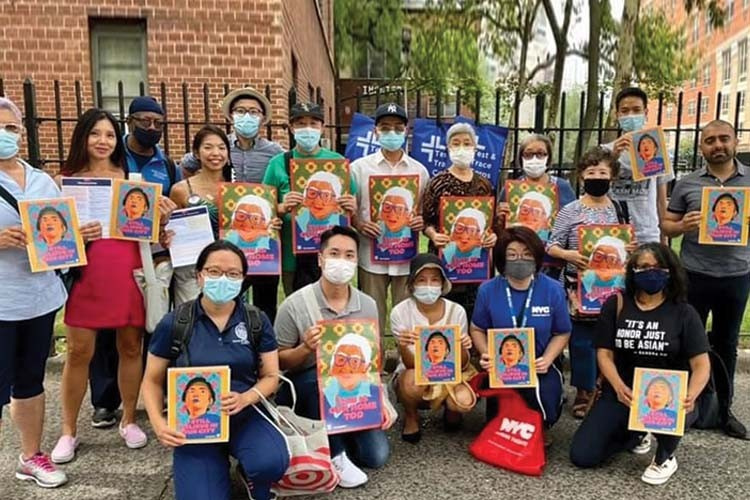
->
xmin=438 ymin=196 xmax=495 ymax=283
xmin=219 ymin=182 xmax=281 ymax=275
xmin=487 ymin=328 xmax=537 ymax=388
xmin=368 ymin=174 xmax=419 ymax=263
xmin=505 ymin=180 xmax=558 ymax=242
xmin=698 ymin=186 xmax=750 ymax=246
xmin=290 ymin=159 xmax=351 ymax=254
xmin=577 ymin=224 xmax=633 ymax=315
xmin=628 ymin=127 xmax=673 ymax=182
xmin=316 ymin=319 xmax=383 ymax=435
xmin=167 ymin=365 xmax=230 ymax=443
xmin=109 ymin=179 xmax=161 ymax=242
xmin=628 ymin=367 xmax=688 ymax=436
xmin=19 ymin=197 xmax=88 ymax=272
xmin=414 ymin=325 xmax=461 ymax=386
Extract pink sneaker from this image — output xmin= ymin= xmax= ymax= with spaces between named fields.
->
xmin=119 ymin=423 xmax=148 ymax=449
xmin=51 ymin=435 xmax=80 ymax=464
xmin=16 ymin=453 xmax=68 ymax=488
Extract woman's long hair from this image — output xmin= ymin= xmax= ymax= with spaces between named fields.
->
xmin=191 ymin=125 xmax=233 ymax=182
xmin=624 ymin=243 xmax=688 ymax=302
xmin=62 ymin=108 xmax=125 ymax=176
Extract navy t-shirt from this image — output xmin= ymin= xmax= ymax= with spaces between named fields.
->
xmin=471 ymin=273 xmax=572 ymax=355
xmin=149 ymin=299 xmax=277 ymax=394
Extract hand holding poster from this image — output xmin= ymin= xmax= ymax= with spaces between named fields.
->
xmin=316 ymin=319 xmax=382 ymax=435
xmin=628 ymin=367 xmax=688 ymax=436
xmin=290 ymin=159 xmax=351 ymax=254
xmin=505 ymin=180 xmax=559 ymax=242
xmin=487 ymin=328 xmax=537 ymax=388
xmin=438 ymin=196 xmax=495 ymax=283
xmin=110 ymin=179 xmax=162 ymax=242
xmin=414 ymin=325 xmax=461 ymax=386
xmin=627 ymin=127 xmax=673 ymax=182
xmin=577 ymin=224 xmax=633 ymax=315
xmin=219 ymin=183 xmax=281 ymax=275
xmin=19 ymin=197 xmax=87 ymax=272
xmin=167 ymin=365 xmax=230 ymax=443
xmin=698 ymin=186 xmax=750 ymax=246
xmin=368 ymin=174 xmax=419 ymax=263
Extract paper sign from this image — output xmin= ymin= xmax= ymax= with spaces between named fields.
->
xmin=628 ymin=367 xmax=688 ymax=436
xmin=19 ymin=197 xmax=87 ymax=272
xmin=505 ymin=179 xmax=559 ymax=242
xmin=488 ymin=328 xmax=537 ymax=388
xmin=698 ymin=186 xmax=750 ymax=246
xmin=110 ymin=179 xmax=162 ymax=243
xmin=167 ymin=206 xmax=216 ymax=268
xmin=628 ymin=127 xmax=673 ymax=182
xmin=368 ymin=174 xmax=419 ymax=263
xmin=167 ymin=365 xmax=231 ymax=444
xmin=438 ymin=196 xmax=495 ymax=283
xmin=61 ymin=177 xmax=113 ymax=238
xmin=414 ymin=324 xmax=461 ymax=386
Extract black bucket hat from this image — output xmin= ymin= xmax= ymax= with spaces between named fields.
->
xmin=407 ymin=253 xmax=452 ymax=295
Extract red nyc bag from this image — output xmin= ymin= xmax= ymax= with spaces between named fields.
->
xmin=468 ymin=372 xmax=546 ymax=476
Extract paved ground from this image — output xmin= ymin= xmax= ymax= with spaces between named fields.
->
xmin=1 ymin=362 xmax=749 ymax=500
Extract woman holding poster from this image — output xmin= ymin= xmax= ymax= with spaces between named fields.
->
xmin=570 ymin=243 xmax=710 ymax=486
xmin=470 ymin=227 xmax=571 ymax=440
xmin=422 ymin=122 xmax=498 ymax=319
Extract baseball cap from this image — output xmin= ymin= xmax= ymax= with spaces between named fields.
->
xmin=289 ymin=102 xmax=324 ymax=122
xmin=374 ymin=103 xmax=408 ymax=125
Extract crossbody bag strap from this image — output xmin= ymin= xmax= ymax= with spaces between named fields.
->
xmin=0 ymin=183 xmax=20 ymax=213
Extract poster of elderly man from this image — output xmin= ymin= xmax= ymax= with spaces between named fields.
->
xmin=290 ymin=159 xmax=351 ymax=253
xmin=368 ymin=174 xmax=420 ymax=263
xmin=577 ymin=225 xmax=633 ymax=314
xmin=505 ymin=179 xmax=559 ymax=242
xmin=439 ymin=196 xmax=495 ymax=283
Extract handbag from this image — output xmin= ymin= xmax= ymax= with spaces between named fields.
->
xmin=467 ymin=372 xmax=546 ymax=476
xmin=252 ymin=376 xmax=339 ymax=496
xmin=133 ymin=241 xmax=173 ymax=333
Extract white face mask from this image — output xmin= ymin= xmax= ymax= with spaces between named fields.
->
xmin=522 ymin=156 xmax=548 ymax=179
xmin=413 ymin=285 xmax=442 ymax=305
xmin=322 ymin=258 xmax=357 ymax=285
xmin=449 ymin=147 xmax=475 ymax=168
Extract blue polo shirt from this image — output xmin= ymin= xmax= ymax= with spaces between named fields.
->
xmin=123 ymin=135 xmax=181 ymax=195
xmin=471 ymin=273 xmax=571 ymax=355
xmin=149 ymin=298 xmax=277 ymax=394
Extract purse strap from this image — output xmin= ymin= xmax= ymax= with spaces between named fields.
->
xmin=0 ymin=183 xmax=20 ymax=214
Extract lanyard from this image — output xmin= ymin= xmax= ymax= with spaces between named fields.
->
xmin=504 ymin=278 xmax=535 ymax=329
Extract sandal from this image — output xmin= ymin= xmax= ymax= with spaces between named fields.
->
xmin=572 ymin=390 xmax=593 ymax=419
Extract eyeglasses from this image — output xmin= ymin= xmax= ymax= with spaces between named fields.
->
xmin=0 ymin=123 xmax=22 ymax=134
xmin=333 ymin=353 xmax=366 ymax=370
xmin=592 ymin=251 xmax=621 ymax=266
xmin=131 ymin=116 xmax=165 ymax=130
xmin=506 ymin=254 xmax=534 ymax=262
xmin=234 ymin=211 xmax=266 ymax=225
xmin=519 ymin=205 xmax=546 ymax=217
xmin=202 ymin=267 xmax=244 ymax=280
xmin=305 ymin=187 xmax=334 ymax=202
xmin=521 ymin=151 xmax=548 ymax=160
xmin=453 ymin=222 xmax=480 ymax=236
xmin=381 ymin=201 xmax=407 ymax=215
xmin=634 ymin=266 xmax=669 ymax=273
xmin=232 ymin=107 xmax=264 ymax=117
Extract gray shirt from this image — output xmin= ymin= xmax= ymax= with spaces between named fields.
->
xmin=181 ymin=134 xmax=283 ymax=183
xmin=668 ymin=160 xmax=750 ymax=277
xmin=274 ymin=281 xmax=379 ymax=372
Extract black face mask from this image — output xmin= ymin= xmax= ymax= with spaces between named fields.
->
xmin=583 ymin=178 xmax=610 ymax=197
xmin=133 ymin=127 xmax=162 ymax=148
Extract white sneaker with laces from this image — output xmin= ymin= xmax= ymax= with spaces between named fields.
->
xmin=641 ymin=456 xmax=678 ymax=485
xmin=331 ymin=451 xmax=368 ymax=488
xmin=630 ymin=433 xmax=652 ymax=455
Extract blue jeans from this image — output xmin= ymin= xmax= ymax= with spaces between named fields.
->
xmin=570 ymin=320 xmax=597 ymax=391
xmin=276 ymin=367 xmax=390 ymax=469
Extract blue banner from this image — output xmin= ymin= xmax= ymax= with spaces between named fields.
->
xmin=344 ymin=112 xmax=380 ymax=161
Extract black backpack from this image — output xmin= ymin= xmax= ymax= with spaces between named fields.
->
xmin=692 ymin=347 xmax=732 ymax=430
xmin=168 ymin=299 xmax=264 ymax=365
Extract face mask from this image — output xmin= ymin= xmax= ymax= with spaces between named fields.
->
xmin=522 ymin=156 xmax=548 ymax=179
xmin=0 ymin=129 xmax=20 ymax=160
xmin=378 ymin=131 xmax=406 ymax=152
xmin=618 ymin=114 xmax=646 ymax=132
xmin=202 ymin=276 xmax=242 ymax=305
xmin=322 ymin=258 xmax=357 ymax=285
xmin=633 ymin=268 xmax=670 ymax=295
xmin=133 ymin=127 xmax=162 ymax=148
xmin=413 ymin=285 xmax=442 ymax=305
xmin=583 ymin=178 xmax=611 ymax=197
xmin=233 ymin=113 xmax=261 ymax=138
xmin=294 ymin=128 xmax=321 ymax=152
xmin=449 ymin=147 xmax=475 ymax=168
xmin=505 ymin=259 xmax=536 ymax=281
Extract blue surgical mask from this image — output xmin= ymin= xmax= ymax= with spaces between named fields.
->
xmin=294 ymin=128 xmax=321 ymax=152
xmin=618 ymin=114 xmax=646 ymax=132
xmin=413 ymin=285 xmax=442 ymax=305
xmin=233 ymin=113 xmax=261 ymax=138
xmin=202 ymin=276 xmax=242 ymax=305
xmin=0 ymin=129 xmax=20 ymax=160
xmin=378 ymin=131 xmax=406 ymax=152
xmin=633 ymin=268 xmax=670 ymax=295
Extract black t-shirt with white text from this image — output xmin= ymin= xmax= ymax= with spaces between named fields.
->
xmin=595 ymin=295 xmax=709 ymax=387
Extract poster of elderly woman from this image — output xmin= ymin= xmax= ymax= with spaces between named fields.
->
xmin=505 ymin=179 xmax=559 ymax=242
xmin=219 ymin=182 xmax=281 ymax=275
xmin=628 ymin=367 xmax=688 ymax=437
xmin=167 ymin=366 xmax=230 ymax=443
xmin=19 ymin=197 xmax=88 ymax=272
xmin=577 ymin=225 xmax=633 ymax=315
xmin=110 ymin=178 xmax=161 ymax=242
xmin=368 ymin=174 xmax=419 ymax=263
xmin=290 ymin=158 xmax=351 ymax=254
xmin=698 ymin=186 xmax=750 ymax=246
xmin=316 ymin=319 xmax=383 ymax=434
xmin=438 ymin=196 xmax=495 ymax=283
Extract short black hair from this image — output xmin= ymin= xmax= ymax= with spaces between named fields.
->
xmin=615 ymin=87 xmax=648 ymax=110
xmin=181 ymin=377 xmax=216 ymax=404
xmin=712 ymin=193 xmax=739 ymax=216
xmin=499 ymin=335 xmax=525 ymax=357
xmin=637 ymin=134 xmax=658 ymax=152
xmin=36 ymin=207 xmax=68 ymax=232
xmin=320 ymin=225 xmax=360 ymax=251
xmin=425 ymin=331 xmax=451 ymax=353
xmin=123 ymin=187 xmax=151 ymax=210
xmin=624 ymin=243 xmax=688 ymax=302
xmin=494 ymin=226 xmax=545 ymax=275
xmin=577 ymin=146 xmax=621 ymax=179
xmin=195 ymin=240 xmax=249 ymax=276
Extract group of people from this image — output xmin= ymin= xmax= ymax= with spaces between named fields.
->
xmin=0 ymin=84 xmax=747 ymax=499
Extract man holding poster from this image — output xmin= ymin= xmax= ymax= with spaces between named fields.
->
xmin=351 ymin=103 xmax=429 ymax=337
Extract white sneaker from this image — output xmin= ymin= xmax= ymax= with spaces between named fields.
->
xmin=630 ymin=433 xmax=652 ymax=455
xmin=641 ymin=456 xmax=678 ymax=485
xmin=331 ymin=452 xmax=368 ymax=488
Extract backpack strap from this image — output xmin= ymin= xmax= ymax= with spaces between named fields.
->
xmin=610 ymin=197 xmax=630 ymax=224
xmin=0 ymin=183 xmax=20 ymax=213
xmin=170 ymin=300 xmax=196 ymax=365
xmin=165 ymin=156 xmax=177 ymax=192
xmin=242 ymin=303 xmax=264 ymax=352
xmin=283 ymin=150 xmax=294 ymax=178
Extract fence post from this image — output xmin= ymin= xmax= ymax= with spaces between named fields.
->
xmin=534 ymin=94 xmax=545 ymax=133
xmin=288 ymin=86 xmax=297 ymax=148
xmin=672 ymin=91 xmax=684 ymax=171
xmin=23 ymin=79 xmax=41 ymax=168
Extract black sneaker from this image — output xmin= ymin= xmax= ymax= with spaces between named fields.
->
xmin=91 ymin=408 xmax=117 ymax=429
xmin=724 ymin=411 xmax=749 ymax=440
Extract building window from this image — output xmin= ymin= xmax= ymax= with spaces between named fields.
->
xmin=706 ymin=14 xmax=713 ymax=34
xmin=688 ymin=100 xmax=696 ymax=116
xmin=701 ymin=96 xmax=709 ymax=114
xmin=721 ymin=95 xmax=731 ymax=115
xmin=740 ymin=39 xmax=748 ymax=80
xmin=666 ymin=105 xmax=674 ymax=119
xmin=723 ymin=49 xmax=732 ymax=84
xmin=427 ymin=94 xmax=457 ymax=118
xmin=745 ymin=0 xmax=750 ymax=11
xmin=292 ymin=54 xmax=299 ymax=94
xmin=740 ymin=91 xmax=746 ymax=115
xmin=703 ymin=64 xmax=711 ymax=86
xmin=692 ymin=16 xmax=700 ymax=42
xmin=90 ymin=20 xmax=148 ymax=116
xmin=728 ymin=0 xmax=735 ymax=19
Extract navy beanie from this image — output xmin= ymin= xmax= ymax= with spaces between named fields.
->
xmin=129 ymin=96 xmax=164 ymax=116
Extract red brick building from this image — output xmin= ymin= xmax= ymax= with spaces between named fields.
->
xmin=0 ymin=0 xmax=336 ymax=173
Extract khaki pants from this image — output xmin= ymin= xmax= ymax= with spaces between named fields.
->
xmin=358 ymin=268 xmax=409 ymax=337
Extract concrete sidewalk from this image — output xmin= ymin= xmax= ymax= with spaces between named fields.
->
xmin=1 ymin=367 xmax=749 ymax=500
